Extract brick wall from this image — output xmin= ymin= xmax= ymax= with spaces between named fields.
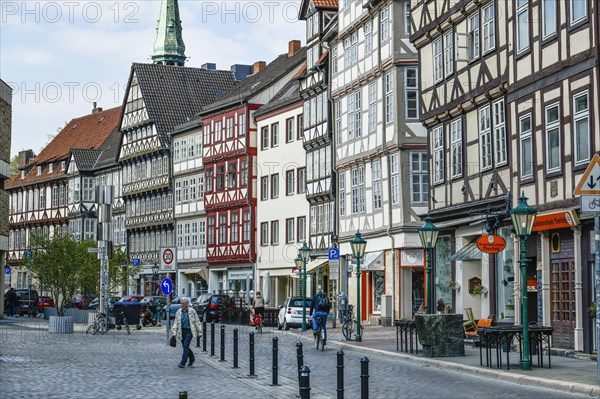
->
xmin=0 ymin=80 xmax=12 ymax=240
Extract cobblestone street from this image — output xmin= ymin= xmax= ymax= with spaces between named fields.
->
xmin=0 ymin=318 xmax=594 ymax=398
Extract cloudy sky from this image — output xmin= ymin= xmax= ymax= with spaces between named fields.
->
xmin=1 ymin=0 xmax=305 ymax=158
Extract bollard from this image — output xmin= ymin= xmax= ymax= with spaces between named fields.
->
xmin=220 ymin=324 xmax=226 ymax=361
xmin=202 ymin=321 xmax=207 ymax=352
xmin=360 ymin=356 xmax=369 ymax=399
xmin=337 ymin=350 xmax=344 ymax=399
xmin=210 ymin=322 xmax=215 ymax=356
xmin=271 ymin=337 xmax=279 ymax=386
xmin=232 ymin=328 xmax=239 ymax=369
xmin=178 ymin=391 xmax=187 ymax=399
xmin=299 ymin=365 xmax=311 ymax=399
xmin=296 ymin=342 xmax=304 ymax=397
xmin=248 ymin=331 xmax=256 ymax=377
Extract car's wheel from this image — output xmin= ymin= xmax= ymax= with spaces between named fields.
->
xmin=116 ymin=325 xmax=122 ymax=330
xmin=136 ymin=324 xmax=141 ymax=330
xmin=283 ymin=319 xmax=289 ymax=331
xmin=277 ymin=319 xmax=282 ymax=330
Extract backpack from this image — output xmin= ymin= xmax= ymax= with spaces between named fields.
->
xmin=315 ymin=294 xmax=330 ymax=312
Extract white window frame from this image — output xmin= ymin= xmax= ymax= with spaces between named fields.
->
xmin=405 ymin=67 xmax=418 ymax=119
xmin=519 ymin=114 xmax=533 ymax=179
xmin=570 ymin=0 xmax=587 ymax=25
xmin=444 ymin=31 xmax=454 ymax=76
xmin=433 ymin=38 xmax=443 ymax=82
xmin=450 ymin=119 xmax=463 ymax=178
xmin=390 ymin=153 xmax=400 ymax=205
xmin=493 ymin=99 xmax=507 ymax=166
xmin=433 ymin=126 xmax=444 ymax=184
xmin=385 ymin=71 xmax=394 ymax=123
xmin=479 ymin=105 xmax=493 ymax=170
xmin=542 ymin=0 xmax=557 ymax=39
xmin=339 ymin=171 xmax=346 ymax=216
xmin=347 ymin=90 xmax=361 ymax=139
xmin=286 ymin=170 xmax=295 ymax=196
xmin=573 ymin=92 xmax=590 ymax=165
xmin=372 ymin=160 xmax=382 ymax=210
xmin=411 ymin=151 xmax=429 ymax=204
xmin=404 ymin=2 xmax=411 ymax=35
xmin=482 ymin=2 xmax=496 ymax=53
xmin=335 ymin=101 xmax=342 ymax=144
xmin=468 ymin=13 xmax=480 ymax=61
xmin=380 ymin=6 xmax=389 ymax=41
xmin=368 ymin=82 xmax=377 ymax=133
xmin=516 ymin=0 xmax=529 ymax=54
xmin=365 ymin=21 xmax=373 ymax=54
xmin=261 ymin=222 xmax=268 ymax=246
xmin=545 ymin=102 xmax=561 ymax=173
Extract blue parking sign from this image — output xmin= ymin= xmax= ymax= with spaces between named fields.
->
xmin=328 ymin=248 xmax=340 ymax=260
xmin=133 ymin=258 xmax=141 ymax=267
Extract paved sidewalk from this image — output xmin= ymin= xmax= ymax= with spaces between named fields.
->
xmin=300 ymin=322 xmax=600 ymax=396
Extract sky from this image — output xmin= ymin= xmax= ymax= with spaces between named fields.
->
xmin=0 ymin=0 xmax=305 ymax=159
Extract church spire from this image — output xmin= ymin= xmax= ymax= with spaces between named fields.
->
xmin=152 ymin=0 xmax=186 ymax=66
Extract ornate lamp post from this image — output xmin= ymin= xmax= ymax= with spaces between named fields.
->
xmin=511 ymin=192 xmax=537 ymax=371
xmin=350 ymin=231 xmax=367 ymax=342
xmin=295 ymin=242 xmax=311 ymax=332
xmin=152 ymin=263 xmax=160 ymax=325
xmin=418 ymin=215 xmax=439 ymax=315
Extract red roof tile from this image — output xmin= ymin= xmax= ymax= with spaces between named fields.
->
xmin=313 ymin=0 xmax=338 ymax=8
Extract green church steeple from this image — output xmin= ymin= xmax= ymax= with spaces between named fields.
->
xmin=152 ymin=0 xmax=186 ymax=66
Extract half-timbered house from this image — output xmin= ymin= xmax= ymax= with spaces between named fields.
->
xmin=1 ymin=79 xmax=13 ymax=304
xmin=6 ymin=105 xmax=120 ymax=289
xmin=254 ymin=75 xmax=307 ymax=307
xmin=199 ymin=43 xmax=306 ymax=296
xmin=332 ymin=0 xmax=425 ymax=324
xmin=298 ymin=0 xmax=339 ymax=299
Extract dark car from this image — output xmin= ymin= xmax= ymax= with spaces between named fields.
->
xmin=15 ymin=289 xmax=39 ymax=316
xmin=202 ymin=294 xmax=238 ymax=323
xmin=88 ymin=296 xmax=120 ymax=311
xmin=119 ymin=295 xmax=144 ymax=303
xmin=192 ymin=293 xmax=213 ymax=320
xmin=161 ymin=296 xmax=197 ymax=320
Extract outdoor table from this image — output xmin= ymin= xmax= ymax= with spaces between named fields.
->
xmin=394 ymin=319 xmax=418 ymax=354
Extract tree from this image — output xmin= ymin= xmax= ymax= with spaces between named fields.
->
xmin=107 ymin=247 xmax=140 ymax=296
xmin=9 ymin=155 xmax=19 ymax=176
xmin=24 ymin=234 xmax=98 ymax=316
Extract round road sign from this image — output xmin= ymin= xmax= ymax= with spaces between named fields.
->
xmin=162 ymin=248 xmax=174 ymax=265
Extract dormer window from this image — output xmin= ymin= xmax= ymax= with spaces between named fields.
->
xmin=21 ymin=171 xmax=25 ymax=179
xmin=61 ymin=161 xmax=66 ymax=171
xmin=37 ymin=166 xmax=42 ymax=176
xmin=48 ymin=163 xmax=54 ymax=174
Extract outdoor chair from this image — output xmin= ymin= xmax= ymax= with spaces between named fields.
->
xmin=463 ymin=308 xmax=476 ymax=333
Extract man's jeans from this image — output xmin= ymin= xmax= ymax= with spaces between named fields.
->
xmin=312 ymin=311 xmax=329 ymax=342
xmin=180 ymin=329 xmax=195 ymax=366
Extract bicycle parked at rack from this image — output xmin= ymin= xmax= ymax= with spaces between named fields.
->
xmin=86 ymin=310 xmax=130 ymax=335
xmin=314 ymin=315 xmax=326 ymax=351
xmin=15 ymin=303 xmax=42 ymax=318
xmin=342 ymin=305 xmax=362 ymax=341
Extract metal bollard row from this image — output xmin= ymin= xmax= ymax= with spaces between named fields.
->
xmin=202 ymin=321 xmax=207 ymax=352
xmin=272 ymin=336 xmax=279 ymax=386
xmin=210 ymin=322 xmax=215 ymax=356
xmin=232 ymin=328 xmax=239 ymax=369
xmin=220 ymin=324 xmax=226 ymax=361
xmin=248 ymin=331 xmax=256 ymax=377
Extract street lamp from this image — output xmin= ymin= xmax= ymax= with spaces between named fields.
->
xmin=419 ymin=214 xmax=439 ymax=315
xmin=511 ymin=191 xmax=537 ymax=371
xmin=296 ymin=242 xmax=311 ymax=332
xmin=152 ymin=263 xmax=160 ymax=325
xmin=350 ymin=231 xmax=367 ymax=342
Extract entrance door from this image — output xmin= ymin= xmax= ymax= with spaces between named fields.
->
xmin=551 ymin=260 xmax=575 ymax=349
xmin=412 ymin=268 xmax=425 ymax=315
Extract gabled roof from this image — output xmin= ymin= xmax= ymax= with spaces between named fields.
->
xmin=94 ymin=128 xmax=123 ymax=170
xmin=199 ymin=47 xmax=307 ymax=115
xmin=125 ymin=63 xmax=236 ymax=142
xmin=71 ymin=149 xmax=102 ymax=171
xmin=298 ymin=0 xmax=338 ymax=20
xmin=254 ymin=74 xmax=302 ymax=118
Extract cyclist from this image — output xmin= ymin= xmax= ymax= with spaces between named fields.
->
xmin=251 ymin=291 xmax=265 ymax=327
xmin=310 ymin=285 xmax=331 ymax=343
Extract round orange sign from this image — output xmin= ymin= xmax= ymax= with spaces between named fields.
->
xmin=476 ymin=234 xmax=506 ymax=254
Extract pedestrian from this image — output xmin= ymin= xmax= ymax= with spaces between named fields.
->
xmin=310 ymin=285 xmax=331 ymax=342
xmin=171 ymin=297 xmax=202 ymax=368
xmin=6 ymin=288 xmax=17 ymax=317
xmin=251 ymin=291 xmax=265 ymax=325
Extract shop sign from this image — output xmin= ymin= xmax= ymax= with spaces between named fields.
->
xmin=476 ymin=234 xmax=506 ymax=254
xmin=228 ymin=269 xmax=252 ymax=280
xmin=532 ymin=210 xmax=579 ymax=232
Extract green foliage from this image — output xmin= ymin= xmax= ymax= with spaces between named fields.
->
xmin=24 ymin=234 xmax=99 ymax=316
xmin=107 ymin=247 xmax=140 ymax=296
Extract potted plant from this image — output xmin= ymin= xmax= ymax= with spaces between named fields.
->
xmin=449 ymin=280 xmax=460 ymax=290
xmin=588 ymin=303 xmax=597 ymax=318
xmin=471 ymin=285 xmax=484 ymax=295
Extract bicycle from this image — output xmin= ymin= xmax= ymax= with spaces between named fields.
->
xmin=314 ymin=315 xmax=326 ymax=351
xmin=342 ymin=305 xmax=362 ymax=341
xmin=15 ymin=303 xmax=42 ymax=318
xmin=115 ymin=310 xmax=131 ymax=335
xmin=86 ymin=312 xmax=109 ymax=335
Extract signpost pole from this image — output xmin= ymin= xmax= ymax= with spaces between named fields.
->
xmin=594 ymin=213 xmax=599 ymax=383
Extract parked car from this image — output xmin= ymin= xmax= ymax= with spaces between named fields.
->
xmin=277 ymin=297 xmax=312 ymax=330
xmin=36 ymin=296 xmax=54 ymax=311
xmin=88 ymin=296 xmax=120 ymax=311
xmin=192 ymin=293 xmax=213 ymax=320
xmin=118 ymin=295 xmax=144 ymax=303
xmin=15 ymin=289 xmax=39 ymax=315
xmin=141 ymin=296 xmax=166 ymax=314
xmin=161 ymin=296 xmax=197 ymax=320
xmin=201 ymin=294 xmax=238 ymax=323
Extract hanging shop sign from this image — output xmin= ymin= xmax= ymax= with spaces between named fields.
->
xmin=532 ymin=209 xmax=579 ymax=232
xmin=476 ymin=234 xmax=507 ymax=254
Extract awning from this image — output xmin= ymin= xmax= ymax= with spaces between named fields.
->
xmin=361 ymin=251 xmax=384 ymax=271
xmin=449 ymin=241 xmax=482 ymax=261
xmin=258 ymin=268 xmax=296 ymax=277
xmin=181 ymin=268 xmax=204 ymax=275
xmin=306 ymin=259 xmax=328 ymax=273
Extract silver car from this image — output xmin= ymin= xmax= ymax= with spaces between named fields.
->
xmin=277 ymin=297 xmax=312 ymax=330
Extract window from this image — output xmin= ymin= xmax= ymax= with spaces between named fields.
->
xmin=192 ymin=222 xmax=199 ymax=246
xmin=239 ymin=113 xmax=246 ymax=136
xmin=411 ymin=151 xmax=429 ymax=203
xmin=570 ymin=0 xmax=587 ymax=25
xmin=433 ymin=38 xmax=443 ymax=82
xmin=297 ymin=168 xmax=306 ymax=194
xmin=243 ymin=210 xmax=250 ymax=242
xmin=542 ymin=0 xmax=557 ymax=38
xmin=390 ymin=153 xmax=400 ymax=205
xmin=573 ymin=92 xmax=590 ymax=165
xmin=261 ymin=126 xmax=269 ymax=150
xmin=261 ymin=176 xmax=269 ymax=201
xmin=73 ymin=180 xmax=80 ymax=203
xmin=365 ymin=22 xmax=373 ymax=54
xmin=545 ymin=103 xmax=561 ymax=172
xmin=207 ymin=216 xmax=215 ymax=245
xmin=226 ymin=118 xmax=233 ymax=139
xmin=493 ymin=99 xmax=507 ymax=166
xmin=286 ymin=118 xmax=295 ymax=143
xmin=219 ymin=214 xmax=227 ymax=244
xmin=451 ymin=119 xmax=463 ymax=178
xmin=404 ymin=2 xmax=411 ymax=35
xmin=271 ymin=221 xmax=279 ymax=245
xmin=297 ymin=115 xmax=303 ymax=140
xmin=347 ymin=91 xmax=361 ymax=139
xmin=344 ymin=32 xmax=358 ymax=68
xmin=405 ymin=67 xmax=418 ymax=119
xmin=286 ymin=218 xmax=295 ymax=243
xmin=380 ymin=7 xmax=389 ymax=41
xmin=339 ymin=171 xmax=346 ymax=216
xmin=482 ymin=3 xmax=495 ymax=53
xmin=479 ymin=105 xmax=492 ymax=170
xmin=519 ymin=114 xmax=533 ymax=179
xmin=332 ymin=47 xmax=338 ymax=75
xmin=48 ymin=163 xmax=54 ymax=173
xmin=351 ymin=165 xmax=365 ymax=214
xmin=82 ymin=177 xmax=94 ymax=202
xmin=335 ymin=101 xmax=342 ymax=144
xmin=444 ymin=31 xmax=454 ymax=76
xmin=297 ymin=216 xmax=306 ymax=243
xmin=52 ymin=186 xmax=58 ymax=207
xmin=240 ymin=159 xmax=248 ymax=187
xmin=271 ymin=174 xmax=279 ymax=199
xmin=215 ymin=120 xmax=222 ymax=142
xmin=271 ymin=123 xmax=279 ymax=147
xmin=195 ymin=135 xmax=202 ymax=157
xmin=261 ymin=222 xmax=269 ymax=246
xmin=231 ymin=213 xmax=239 ymax=243
xmin=227 ymin=162 xmax=237 ymax=188
xmin=205 ymin=168 xmax=213 ymax=193
xmin=372 ymin=160 xmax=382 ymax=210
xmin=286 ymin=170 xmax=295 ymax=196
xmin=433 ymin=126 xmax=444 ymax=184
xmin=385 ymin=71 xmax=394 ymax=123
xmin=216 ymin=165 xmax=225 ymax=190
xmin=368 ymin=82 xmax=377 ymax=133
xmin=203 ymin=124 xmax=211 ymax=145
xmin=468 ymin=13 xmax=480 ymax=60
xmin=516 ymin=0 xmax=529 ymax=54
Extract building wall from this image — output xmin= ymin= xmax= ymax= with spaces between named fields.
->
xmin=0 ymin=80 xmax=12 ymax=314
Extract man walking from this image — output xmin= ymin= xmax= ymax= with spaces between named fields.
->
xmin=171 ymin=297 xmax=202 ymax=368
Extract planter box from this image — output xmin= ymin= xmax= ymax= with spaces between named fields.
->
xmin=415 ymin=314 xmax=465 ymax=357
xmin=49 ymin=316 xmax=74 ymax=334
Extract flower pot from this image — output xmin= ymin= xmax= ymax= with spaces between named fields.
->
xmin=49 ymin=316 xmax=74 ymax=334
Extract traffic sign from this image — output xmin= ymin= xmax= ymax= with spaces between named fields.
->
xmin=574 ymin=153 xmax=600 ymax=195
xmin=5 ymin=266 xmax=10 ymax=275
xmin=87 ymin=247 xmax=99 ymax=253
xmin=133 ymin=258 xmax=141 ymax=267
xmin=161 ymin=277 xmax=173 ymax=295
xmin=329 ymin=259 xmax=339 ymax=280
xmin=160 ymin=247 xmax=176 ymax=271
xmin=24 ymin=249 xmax=32 ymax=259
xmin=581 ymin=195 xmax=600 ymax=213
xmin=328 ymin=248 xmax=340 ymax=260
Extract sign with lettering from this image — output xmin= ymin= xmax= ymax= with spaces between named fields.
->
xmin=476 ymin=234 xmax=506 ymax=254
xmin=532 ymin=210 xmax=579 ymax=232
